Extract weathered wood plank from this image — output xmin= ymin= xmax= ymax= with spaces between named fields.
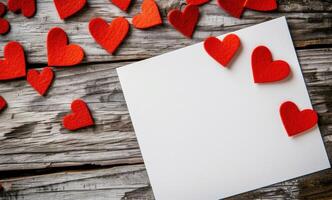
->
xmin=0 ymin=0 xmax=331 ymax=64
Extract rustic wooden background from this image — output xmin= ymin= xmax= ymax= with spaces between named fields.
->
xmin=0 ymin=0 xmax=331 ymax=199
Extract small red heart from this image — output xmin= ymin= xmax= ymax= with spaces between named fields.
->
xmin=245 ymin=0 xmax=277 ymax=11
xmin=63 ymin=99 xmax=94 ymax=131
xmin=47 ymin=27 xmax=85 ymax=67
xmin=0 ymin=2 xmax=7 ymax=17
xmin=186 ymin=0 xmax=210 ymax=6
xmin=204 ymin=34 xmax=241 ymax=67
xmin=27 ymin=67 xmax=54 ymax=96
xmin=0 ymin=18 xmax=10 ymax=35
xmin=132 ymin=0 xmax=162 ymax=29
xmin=251 ymin=46 xmax=291 ymax=83
xmin=8 ymin=0 xmax=36 ymax=18
xmin=53 ymin=0 xmax=86 ymax=20
xmin=89 ymin=17 xmax=129 ymax=54
xmin=110 ymin=0 xmax=131 ymax=11
xmin=0 ymin=96 xmax=7 ymax=112
xmin=0 ymin=41 xmax=26 ymax=80
xmin=168 ymin=5 xmax=200 ymax=38
xmin=217 ymin=0 xmax=246 ymax=18
xmin=280 ymin=101 xmax=318 ymax=137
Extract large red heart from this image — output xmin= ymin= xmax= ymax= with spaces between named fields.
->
xmin=47 ymin=27 xmax=85 ymax=67
xmin=204 ymin=34 xmax=241 ymax=67
xmin=186 ymin=0 xmax=210 ymax=6
xmin=53 ymin=0 xmax=86 ymax=20
xmin=251 ymin=46 xmax=291 ymax=83
xmin=132 ymin=0 xmax=162 ymax=29
xmin=110 ymin=0 xmax=131 ymax=11
xmin=167 ymin=4 xmax=200 ymax=38
xmin=280 ymin=101 xmax=318 ymax=137
xmin=7 ymin=0 xmax=36 ymax=18
xmin=89 ymin=17 xmax=129 ymax=54
xmin=217 ymin=0 xmax=245 ymax=18
xmin=0 ymin=41 xmax=26 ymax=80
xmin=63 ymin=99 xmax=94 ymax=131
xmin=0 ymin=18 xmax=10 ymax=35
xmin=27 ymin=67 xmax=54 ymax=96
xmin=0 ymin=2 xmax=7 ymax=16
xmin=245 ymin=0 xmax=277 ymax=11
xmin=0 ymin=96 xmax=7 ymax=112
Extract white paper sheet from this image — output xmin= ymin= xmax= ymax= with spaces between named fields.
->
xmin=117 ymin=17 xmax=330 ymax=200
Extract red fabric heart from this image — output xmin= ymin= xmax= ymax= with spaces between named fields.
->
xmin=63 ymin=99 xmax=94 ymax=131
xmin=217 ymin=0 xmax=245 ymax=18
xmin=186 ymin=0 xmax=210 ymax=6
xmin=204 ymin=34 xmax=241 ymax=67
xmin=0 ymin=19 xmax=10 ymax=35
xmin=89 ymin=17 xmax=129 ymax=54
xmin=7 ymin=0 xmax=36 ymax=18
xmin=132 ymin=0 xmax=162 ymax=29
xmin=245 ymin=0 xmax=277 ymax=11
xmin=0 ymin=41 xmax=26 ymax=80
xmin=280 ymin=101 xmax=318 ymax=137
xmin=167 ymin=4 xmax=200 ymax=38
xmin=110 ymin=0 xmax=131 ymax=11
xmin=47 ymin=27 xmax=85 ymax=67
xmin=0 ymin=96 xmax=7 ymax=112
xmin=0 ymin=2 xmax=7 ymax=16
xmin=251 ymin=46 xmax=291 ymax=83
xmin=27 ymin=67 xmax=54 ymax=96
xmin=53 ymin=0 xmax=86 ymax=20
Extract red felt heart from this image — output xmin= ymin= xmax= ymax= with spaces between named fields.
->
xmin=47 ymin=27 xmax=85 ymax=67
xmin=132 ymin=0 xmax=162 ymax=29
xmin=204 ymin=34 xmax=241 ymax=67
xmin=53 ymin=0 xmax=86 ymax=20
xmin=27 ymin=67 xmax=54 ymax=96
xmin=89 ymin=17 xmax=129 ymax=54
xmin=0 ymin=96 xmax=7 ymax=112
xmin=217 ymin=0 xmax=245 ymax=18
xmin=7 ymin=0 xmax=36 ymax=18
xmin=280 ymin=101 xmax=318 ymax=137
xmin=110 ymin=0 xmax=131 ymax=11
xmin=0 ymin=2 xmax=7 ymax=17
xmin=63 ymin=99 xmax=94 ymax=131
xmin=0 ymin=41 xmax=26 ymax=80
xmin=0 ymin=18 xmax=10 ymax=35
xmin=186 ymin=0 xmax=210 ymax=6
xmin=245 ymin=0 xmax=277 ymax=11
xmin=167 ymin=5 xmax=200 ymax=38
xmin=251 ymin=46 xmax=290 ymax=83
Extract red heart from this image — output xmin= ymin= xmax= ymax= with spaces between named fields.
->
xmin=245 ymin=0 xmax=277 ymax=11
xmin=89 ymin=17 xmax=129 ymax=54
xmin=0 ymin=96 xmax=7 ymax=112
xmin=251 ymin=46 xmax=291 ymax=83
xmin=0 ymin=2 xmax=7 ymax=16
xmin=186 ymin=0 xmax=210 ymax=6
xmin=53 ymin=0 xmax=86 ymax=20
xmin=0 ymin=42 xmax=26 ymax=80
xmin=217 ymin=0 xmax=246 ymax=18
xmin=27 ymin=67 xmax=54 ymax=96
xmin=132 ymin=0 xmax=162 ymax=29
xmin=47 ymin=27 xmax=85 ymax=67
xmin=280 ymin=101 xmax=318 ymax=137
xmin=7 ymin=0 xmax=36 ymax=18
xmin=204 ymin=34 xmax=241 ymax=67
xmin=63 ymin=99 xmax=94 ymax=131
xmin=110 ymin=0 xmax=131 ymax=11
xmin=0 ymin=18 xmax=10 ymax=35
xmin=167 ymin=5 xmax=200 ymax=38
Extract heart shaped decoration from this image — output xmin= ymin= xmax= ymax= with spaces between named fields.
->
xmin=0 ymin=2 xmax=7 ymax=16
xmin=217 ymin=0 xmax=246 ymax=18
xmin=204 ymin=34 xmax=241 ymax=67
xmin=0 ymin=42 xmax=26 ymax=80
xmin=167 ymin=4 xmax=200 ymax=38
xmin=251 ymin=46 xmax=291 ymax=83
xmin=132 ymin=0 xmax=162 ymax=29
xmin=280 ymin=101 xmax=318 ymax=137
xmin=63 ymin=99 xmax=94 ymax=131
xmin=110 ymin=0 xmax=131 ymax=11
xmin=0 ymin=19 xmax=10 ymax=35
xmin=47 ymin=27 xmax=85 ymax=67
xmin=245 ymin=0 xmax=277 ymax=11
xmin=7 ymin=0 xmax=36 ymax=18
xmin=89 ymin=17 xmax=129 ymax=54
xmin=186 ymin=0 xmax=210 ymax=6
xmin=53 ymin=0 xmax=86 ymax=20
xmin=27 ymin=67 xmax=54 ymax=96
xmin=0 ymin=96 xmax=7 ymax=112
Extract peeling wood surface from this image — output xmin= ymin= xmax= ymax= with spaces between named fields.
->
xmin=0 ymin=0 xmax=331 ymax=199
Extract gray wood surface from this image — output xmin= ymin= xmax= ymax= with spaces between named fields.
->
xmin=0 ymin=0 xmax=331 ymax=199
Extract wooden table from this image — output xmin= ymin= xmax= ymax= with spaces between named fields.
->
xmin=0 ymin=0 xmax=331 ymax=199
